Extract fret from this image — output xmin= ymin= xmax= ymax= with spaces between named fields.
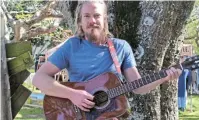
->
xmin=123 ymin=85 xmax=127 ymax=93
xmin=154 ymin=72 xmax=161 ymax=80
xmin=119 ymin=86 xmax=123 ymax=94
xmin=159 ymin=70 xmax=167 ymax=78
xmin=107 ymin=90 xmax=110 ymax=97
xmin=124 ymin=84 xmax=129 ymax=92
xmin=108 ymin=89 xmax=113 ymax=98
xmin=128 ymin=83 xmax=132 ymax=91
xmin=158 ymin=72 xmax=162 ymax=79
xmin=138 ymin=78 xmax=144 ymax=86
xmin=142 ymin=77 xmax=147 ymax=85
xmin=110 ymin=89 xmax=113 ymax=98
xmin=152 ymin=73 xmax=157 ymax=81
xmin=148 ymin=75 xmax=153 ymax=83
xmin=149 ymin=73 xmax=156 ymax=82
xmin=145 ymin=75 xmax=151 ymax=83
xmin=112 ymin=89 xmax=115 ymax=97
xmin=118 ymin=87 xmax=121 ymax=95
xmin=116 ymin=87 xmax=119 ymax=95
xmin=113 ymin=88 xmax=116 ymax=97
xmin=131 ymin=82 xmax=136 ymax=89
xmin=134 ymin=80 xmax=139 ymax=88
xmin=140 ymin=78 xmax=145 ymax=85
xmin=121 ymin=86 xmax=125 ymax=93
xmin=112 ymin=89 xmax=115 ymax=98
xmin=117 ymin=86 xmax=120 ymax=95
xmin=119 ymin=86 xmax=123 ymax=95
xmin=123 ymin=85 xmax=126 ymax=93
xmin=114 ymin=87 xmax=117 ymax=95
xmin=115 ymin=87 xmax=119 ymax=96
xmin=127 ymin=83 xmax=131 ymax=91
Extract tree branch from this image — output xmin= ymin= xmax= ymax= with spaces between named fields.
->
xmin=20 ymin=18 xmax=62 ymax=41
xmin=1 ymin=1 xmax=14 ymax=23
xmin=10 ymin=0 xmax=63 ymax=41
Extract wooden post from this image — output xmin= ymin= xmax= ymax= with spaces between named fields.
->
xmin=1 ymin=39 xmax=13 ymax=120
xmin=1 ymin=5 xmax=13 ymax=120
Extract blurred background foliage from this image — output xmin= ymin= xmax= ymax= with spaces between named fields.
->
xmin=4 ymin=0 xmax=199 ymax=56
xmin=184 ymin=1 xmax=199 ymax=55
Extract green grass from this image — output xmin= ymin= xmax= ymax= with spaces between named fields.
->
xmin=14 ymin=106 xmax=45 ymax=120
xmin=14 ymin=92 xmax=199 ymax=120
xmin=179 ymin=95 xmax=199 ymax=120
xmin=15 ymin=84 xmax=44 ymax=120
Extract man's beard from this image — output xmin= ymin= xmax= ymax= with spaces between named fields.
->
xmin=85 ymin=28 xmax=105 ymax=44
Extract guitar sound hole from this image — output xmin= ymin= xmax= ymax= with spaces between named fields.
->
xmin=93 ymin=91 xmax=108 ymax=107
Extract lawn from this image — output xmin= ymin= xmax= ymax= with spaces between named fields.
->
xmin=179 ymin=95 xmax=199 ymax=120
xmin=14 ymin=105 xmax=45 ymax=120
xmin=14 ymin=94 xmax=199 ymax=120
xmin=14 ymin=82 xmax=45 ymax=120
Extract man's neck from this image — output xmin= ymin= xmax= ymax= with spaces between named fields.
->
xmin=85 ymin=36 xmax=107 ymax=46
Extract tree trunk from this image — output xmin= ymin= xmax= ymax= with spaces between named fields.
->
xmin=160 ymin=2 xmax=194 ymax=120
xmin=0 ymin=5 xmax=13 ymax=120
xmin=55 ymin=1 xmax=78 ymax=33
xmin=110 ymin=1 xmax=194 ymax=120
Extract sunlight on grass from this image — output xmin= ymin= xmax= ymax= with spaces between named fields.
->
xmin=179 ymin=95 xmax=199 ymax=120
xmin=16 ymin=82 xmax=199 ymax=120
xmin=14 ymin=106 xmax=45 ymax=120
xmin=16 ymin=113 xmax=22 ymax=118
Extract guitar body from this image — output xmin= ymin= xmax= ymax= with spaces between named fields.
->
xmin=43 ymin=72 xmax=129 ymax=120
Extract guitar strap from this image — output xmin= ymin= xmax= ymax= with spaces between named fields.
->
xmin=107 ymin=39 xmax=124 ymax=82
xmin=107 ymin=39 xmax=131 ymax=118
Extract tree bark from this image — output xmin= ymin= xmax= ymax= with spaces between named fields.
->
xmin=55 ymin=1 xmax=78 ymax=33
xmin=110 ymin=1 xmax=194 ymax=120
xmin=0 ymin=5 xmax=13 ymax=120
xmin=160 ymin=2 xmax=194 ymax=120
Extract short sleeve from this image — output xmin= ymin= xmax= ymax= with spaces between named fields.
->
xmin=121 ymin=41 xmax=137 ymax=71
xmin=48 ymin=40 xmax=71 ymax=70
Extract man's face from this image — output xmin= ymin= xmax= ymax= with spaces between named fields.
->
xmin=80 ymin=2 xmax=105 ymax=42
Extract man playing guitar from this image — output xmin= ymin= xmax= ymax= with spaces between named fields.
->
xmin=32 ymin=1 xmax=182 ymax=119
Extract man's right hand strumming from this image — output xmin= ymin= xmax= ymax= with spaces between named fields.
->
xmin=69 ymin=89 xmax=95 ymax=112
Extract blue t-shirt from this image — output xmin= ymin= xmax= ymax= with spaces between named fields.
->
xmin=48 ymin=36 xmax=136 ymax=82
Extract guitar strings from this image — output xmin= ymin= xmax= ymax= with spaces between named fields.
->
xmin=93 ymin=92 xmax=108 ymax=104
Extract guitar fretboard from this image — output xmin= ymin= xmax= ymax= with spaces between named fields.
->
xmin=107 ymin=70 xmax=167 ymax=98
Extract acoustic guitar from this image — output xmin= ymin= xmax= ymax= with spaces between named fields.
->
xmin=43 ymin=55 xmax=199 ymax=120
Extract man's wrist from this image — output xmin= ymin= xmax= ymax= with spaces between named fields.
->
xmin=66 ymin=87 xmax=76 ymax=100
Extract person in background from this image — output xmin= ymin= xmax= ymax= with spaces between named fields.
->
xmin=178 ymin=63 xmax=189 ymax=111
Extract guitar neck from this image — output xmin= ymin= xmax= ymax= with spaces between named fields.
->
xmin=107 ymin=69 xmax=168 ymax=98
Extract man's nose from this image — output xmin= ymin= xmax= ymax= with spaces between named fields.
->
xmin=89 ymin=17 xmax=97 ymax=24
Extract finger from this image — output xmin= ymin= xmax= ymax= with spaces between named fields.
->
xmin=166 ymin=69 xmax=173 ymax=80
xmin=169 ymin=67 xmax=176 ymax=79
xmin=82 ymin=102 xmax=92 ymax=109
xmin=111 ymin=118 xmax=119 ymax=120
xmin=166 ymin=69 xmax=171 ymax=77
xmin=79 ymin=105 xmax=90 ymax=112
xmin=83 ymin=99 xmax=95 ymax=107
xmin=86 ymin=93 xmax=94 ymax=101
xmin=170 ymin=67 xmax=179 ymax=79
xmin=177 ymin=69 xmax=182 ymax=76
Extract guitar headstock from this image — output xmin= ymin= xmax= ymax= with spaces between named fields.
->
xmin=180 ymin=55 xmax=199 ymax=70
